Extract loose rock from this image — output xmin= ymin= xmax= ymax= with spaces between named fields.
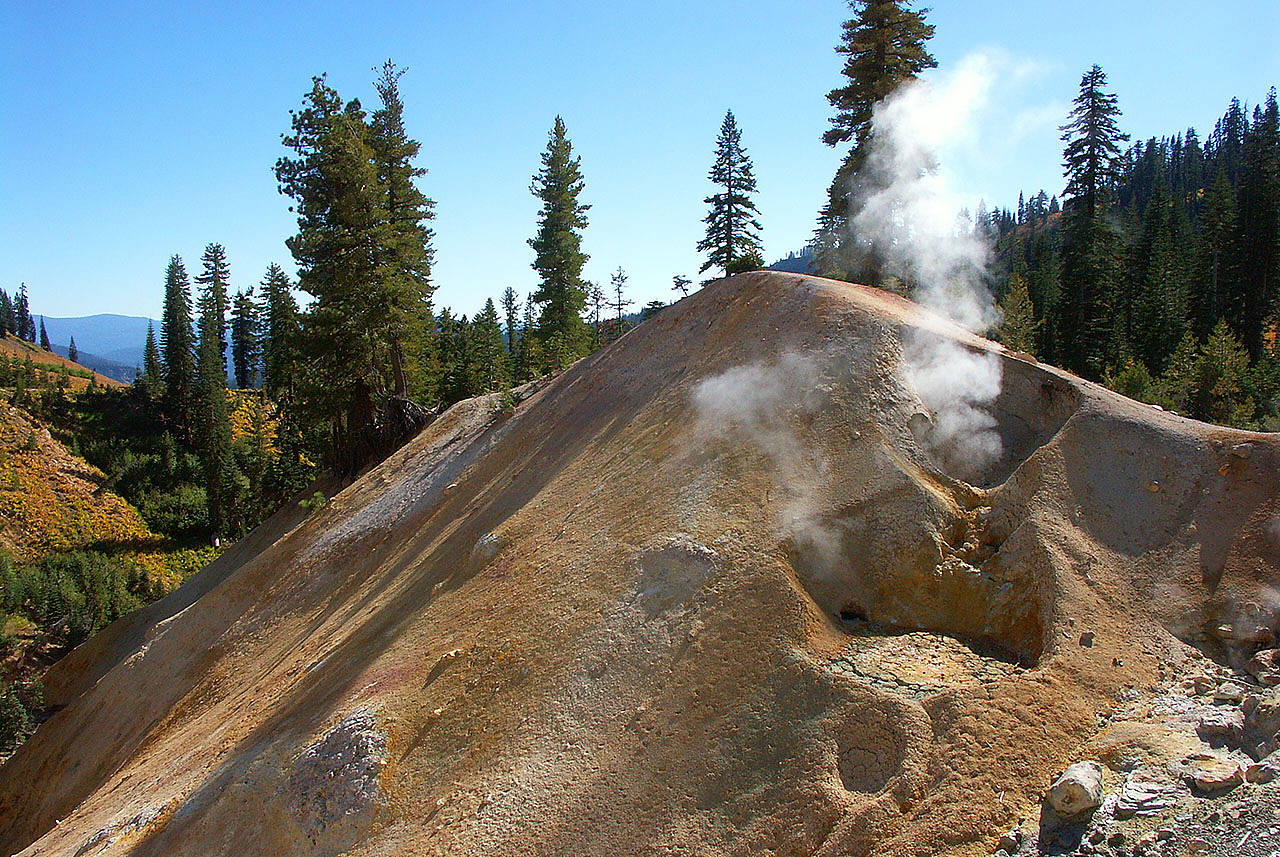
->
xmin=1115 ymin=776 xmax=1180 ymax=817
xmin=1181 ymin=754 xmax=1243 ymax=793
xmin=1245 ymin=758 xmax=1278 ymax=784
xmin=1047 ymin=761 xmax=1104 ymax=816
xmin=1213 ymin=681 xmax=1245 ymax=704
xmin=1249 ymin=649 xmax=1280 ymax=685
xmin=1197 ymin=706 xmax=1245 ymax=739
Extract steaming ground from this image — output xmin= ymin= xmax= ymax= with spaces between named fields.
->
xmin=1 ymin=272 xmax=1278 ymax=857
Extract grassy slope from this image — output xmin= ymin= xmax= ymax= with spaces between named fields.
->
xmin=0 ymin=337 xmax=127 ymax=392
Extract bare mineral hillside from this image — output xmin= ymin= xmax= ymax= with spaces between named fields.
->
xmin=1 ymin=272 xmax=1278 ymax=857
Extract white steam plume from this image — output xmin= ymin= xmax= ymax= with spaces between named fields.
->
xmin=846 ymin=52 xmax=1013 ymax=479
xmin=692 ymin=353 xmax=842 ymax=569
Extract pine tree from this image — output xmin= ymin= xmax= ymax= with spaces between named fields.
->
xmin=672 ymin=275 xmax=692 ymax=297
xmin=587 ymin=281 xmax=606 ymax=347
xmin=194 ymin=243 xmax=232 ymax=365
xmin=38 ymin=318 xmax=49 ymax=350
xmin=260 ymin=264 xmax=300 ymax=400
xmin=15 ymin=285 xmax=33 ymax=342
xmin=514 ymin=293 xmax=538 ymax=382
xmin=697 ymin=110 xmax=764 ymax=277
xmin=369 ymin=59 xmax=436 ymax=397
xmin=1231 ymin=90 xmax=1280 ymax=357
xmin=816 ymin=0 xmax=936 ymax=279
xmin=500 ymin=286 xmax=519 ymax=356
xmin=276 ymin=76 xmax=389 ymax=463
xmin=0 ymin=290 xmax=13 ymax=338
xmin=1194 ymin=168 xmax=1239 ymax=338
xmin=435 ymin=309 xmax=470 ymax=404
xmin=230 ymin=288 xmax=261 ymax=389
xmin=1057 ymin=64 xmax=1129 ymax=379
xmin=143 ymin=322 xmax=162 ymax=385
xmin=160 ymin=255 xmax=197 ymax=429
xmin=529 ymin=117 xmax=591 ymax=365
xmin=469 ymin=299 xmax=509 ymax=394
xmin=195 ymin=285 xmax=234 ymax=540
xmin=67 ymin=336 xmax=78 ymax=364
xmin=1129 ymin=177 xmax=1189 ymax=372
xmin=610 ymin=267 xmax=633 ymax=326
xmin=998 ymin=273 xmax=1038 ymax=354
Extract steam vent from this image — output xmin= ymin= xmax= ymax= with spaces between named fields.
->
xmin=3 ymin=272 xmax=1279 ymax=856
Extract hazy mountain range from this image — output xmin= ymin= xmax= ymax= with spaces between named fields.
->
xmin=39 ymin=314 xmax=153 ymax=383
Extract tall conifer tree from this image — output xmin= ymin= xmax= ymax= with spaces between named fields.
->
xmin=816 ymin=0 xmax=935 ymax=280
xmin=1057 ymin=64 xmax=1129 ymax=379
xmin=260 ymin=264 xmax=300 ymax=400
xmin=196 ymin=285 xmax=234 ymax=540
xmin=67 ymin=336 xmax=78 ymax=364
xmin=697 ymin=110 xmax=764 ymax=277
xmin=0 ymin=290 xmax=13 ymax=337
xmin=277 ymin=76 xmax=388 ymax=464
xmin=194 ymin=243 xmax=232 ymax=365
xmin=1195 ymin=169 xmax=1239 ymax=339
xmin=38 ymin=318 xmax=49 ymax=350
xmin=469 ymin=299 xmax=509 ymax=394
xmin=500 ymin=286 xmax=519 ymax=356
xmin=230 ymin=288 xmax=261 ymax=389
xmin=15 ymin=285 xmax=33 ymax=342
xmin=528 ymin=116 xmax=591 ymax=366
xmin=143 ymin=322 xmax=162 ymax=385
xmin=160 ymin=255 xmax=196 ymax=429
xmin=1129 ymin=177 xmax=1189 ymax=372
xmin=369 ymin=60 xmax=436 ymax=397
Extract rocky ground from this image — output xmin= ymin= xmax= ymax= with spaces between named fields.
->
xmin=998 ymin=652 xmax=1280 ymax=857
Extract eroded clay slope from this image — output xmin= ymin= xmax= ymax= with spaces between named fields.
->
xmin=0 ymin=272 xmax=1276 ymax=857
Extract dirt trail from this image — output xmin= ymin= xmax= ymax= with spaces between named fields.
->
xmin=0 ymin=272 xmax=1276 ymax=857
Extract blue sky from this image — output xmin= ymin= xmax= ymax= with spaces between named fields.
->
xmin=2 ymin=1 xmax=1277 ymax=321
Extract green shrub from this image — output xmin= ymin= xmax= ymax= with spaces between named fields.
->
xmin=139 ymin=485 xmax=210 ymax=540
xmin=299 ymin=491 xmax=328 ymax=516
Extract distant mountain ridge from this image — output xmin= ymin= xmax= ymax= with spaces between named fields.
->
xmin=39 ymin=314 xmax=152 ymax=378
xmin=49 ymin=345 xmax=137 ymax=383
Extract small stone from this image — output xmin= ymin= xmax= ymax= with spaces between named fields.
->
xmin=1197 ymin=706 xmax=1245 ymax=738
xmin=1243 ymin=694 xmax=1261 ymax=718
xmin=1250 ymin=697 xmax=1280 ymax=736
xmin=1080 ymin=631 xmax=1096 ymax=648
xmin=1156 ymin=827 xmax=1174 ymax=841
xmin=1108 ymin=830 xmax=1126 ymax=846
xmin=1116 ymin=776 xmax=1180 ymax=817
xmin=1183 ymin=754 xmax=1244 ymax=792
xmin=1186 ymin=840 xmax=1211 ymax=856
xmin=1246 ymin=759 xmax=1279 ymax=784
xmin=1248 ymin=649 xmax=1280 ymax=683
xmin=997 ymin=827 xmax=1021 ymax=851
xmin=1047 ymin=761 xmax=1105 ymax=816
xmin=1135 ymin=830 xmax=1160 ymax=854
xmin=1192 ymin=675 xmax=1214 ymax=695
xmin=1213 ymin=681 xmax=1245 ymax=704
